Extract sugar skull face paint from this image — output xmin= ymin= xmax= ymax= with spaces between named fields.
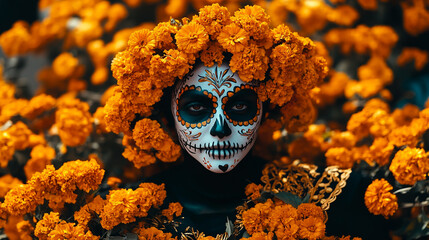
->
xmin=171 ymin=62 xmax=263 ymax=173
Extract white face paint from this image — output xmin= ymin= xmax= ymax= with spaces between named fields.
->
xmin=171 ymin=62 xmax=263 ymax=173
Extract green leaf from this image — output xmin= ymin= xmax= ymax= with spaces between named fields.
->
xmin=274 ymin=192 xmax=303 ymax=208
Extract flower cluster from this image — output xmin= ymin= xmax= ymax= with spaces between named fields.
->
xmin=241 ymin=200 xmax=327 ymax=240
xmin=1 ymin=158 xmax=104 ymax=216
xmin=105 ymin=4 xmax=327 ymax=167
xmin=364 ymin=179 xmax=398 ymax=218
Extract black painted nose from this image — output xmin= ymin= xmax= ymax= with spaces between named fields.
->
xmin=210 ymin=117 xmax=232 ymax=138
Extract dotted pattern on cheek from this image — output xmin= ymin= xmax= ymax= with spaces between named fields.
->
xmin=176 ymin=85 xmax=218 ymax=129
xmin=221 ymin=85 xmax=261 ymax=127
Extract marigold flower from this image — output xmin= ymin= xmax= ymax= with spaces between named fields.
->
xmin=391 ymin=104 xmax=420 ymax=126
xmin=21 ymin=94 xmax=56 ymax=119
xmin=242 ymin=199 xmax=273 ymax=234
xmin=357 ymin=56 xmax=393 ymax=85
xmin=122 ymin=136 xmax=157 ymax=168
xmin=369 ymin=138 xmax=393 ymax=166
xmin=16 ymin=220 xmax=33 ymax=240
xmin=217 ymin=23 xmax=249 ymax=53
xmin=297 ymin=203 xmax=324 ymax=221
xmin=325 ymin=147 xmax=355 ymax=169
xmin=2 ymin=184 xmax=44 ymax=216
xmin=245 ymin=183 xmax=263 ymax=201
xmin=149 ymin=49 xmax=192 ymax=88
xmin=24 ymin=144 xmax=55 ymax=179
xmin=402 ymin=0 xmax=429 ymax=36
xmin=52 ymin=52 xmax=80 ymax=79
xmin=152 ymin=22 xmax=178 ymax=50
xmin=200 ymin=41 xmax=225 ymax=67
xmin=279 ymin=93 xmax=317 ymax=133
xmin=364 ymin=179 xmax=398 ymax=218
xmin=48 ymin=222 xmax=98 ymax=240
xmin=195 ymin=4 xmax=231 ymax=39
xmin=390 ymin=148 xmax=429 ymax=185
xmin=74 ymin=195 xmax=105 ymax=227
xmin=397 ymin=47 xmax=428 ymax=71
xmin=294 ymin=0 xmax=329 ymax=35
xmin=100 ymin=183 xmax=166 ymax=230
xmin=357 ymin=0 xmax=378 ymax=10
xmin=326 ymin=6 xmax=359 ymax=26
xmin=128 ymin=28 xmax=156 ymax=59
xmin=34 ymin=212 xmax=61 ymax=240
xmin=298 ymin=216 xmax=326 ymax=240
xmin=244 ymin=231 xmax=274 ymax=240
xmin=162 ymin=202 xmax=183 ymax=221
xmin=6 ymin=121 xmax=45 ymax=150
xmin=0 ymin=132 xmax=14 ymax=168
xmin=135 ymin=226 xmax=175 ymax=240
xmin=0 ymin=21 xmax=31 ymax=56
xmin=55 ymin=98 xmax=93 ymax=147
xmin=232 ymin=5 xmax=271 ymax=43
xmin=268 ymin=203 xmax=299 ymax=238
xmin=133 ymin=118 xmax=170 ymax=150
xmin=175 ymin=22 xmax=209 ymax=54
xmin=68 ymin=20 xmax=103 ymax=48
xmin=0 ymin=174 xmax=22 ymax=198
xmin=230 ymin=43 xmax=268 ymax=82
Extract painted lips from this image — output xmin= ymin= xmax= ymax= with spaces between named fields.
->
xmin=181 ymin=139 xmax=253 ymax=160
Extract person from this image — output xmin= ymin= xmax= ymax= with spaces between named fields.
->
xmin=151 ymin=61 xmax=267 ymax=235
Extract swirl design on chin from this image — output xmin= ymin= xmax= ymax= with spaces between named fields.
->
xmin=178 ymin=137 xmax=254 ymax=160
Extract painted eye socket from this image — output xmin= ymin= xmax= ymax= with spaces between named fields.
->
xmin=178 ymin=89 xmax=215 ymax=124
xmin=224 ymin=89 xmax=258 ymax=122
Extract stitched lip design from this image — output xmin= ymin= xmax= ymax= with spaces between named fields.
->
xmin=180 ymin=139 xmax=254 ymax=159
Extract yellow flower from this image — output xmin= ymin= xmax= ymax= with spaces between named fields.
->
xmin=128 ymin=28 xmax=156 ymax=59
xmin=0 ymin=174 xmax=22 ymax=198
xmin=230 ymin=43 xmax=268 ymax=82
xmin=0 ymin=132 xmax=14 ymax=168
xmin=195 ymin=4 xmax=231 ymax=39
xmin=364 ymin=179 xmax=398 ymax=218
xmin=52 ymin=52 xmax=80 ymax=79
xmin=24 ymin=144 xmax=56 ymax=179
xmin=217 ymin=23 xmax=249 ymax=53
xmin=242 ymin=199 xmax=273 ymax=234
xmin=135 ymin=226 xmax=175 ymax=240
xmin=200 ymin=41 xmax=225 ymax=67
xmin=0 ymin=21 xmax=31 ymax=56
xmin=298 ymin=216 xmax=326 ymax=240
xmin=389 ymin=148 xmax=429 ymax=185
xmin=268 ymin=204 xmax=299 ymax=239
xmin=245 ymin=183 xmax=263 ymax=200
xmin=162 ymin=202 xmax=183 ymax=221
xmin=175 ymin=22 xmax=209 ymax=54
xmin=55 ymin=98 xmax=93 ymax=147
xmin=34 ymin=212 xmax=61 ymax=240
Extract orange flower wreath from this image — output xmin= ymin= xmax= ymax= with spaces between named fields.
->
xmin=104 ymin=4 xmax=328 ymax=168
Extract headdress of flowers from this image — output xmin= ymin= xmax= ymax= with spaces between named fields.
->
xmin=104 ymin=3 xmax=328 ymax=167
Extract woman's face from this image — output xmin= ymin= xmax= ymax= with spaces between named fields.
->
xmin=171 ymin=62 xmax=263 ymax=173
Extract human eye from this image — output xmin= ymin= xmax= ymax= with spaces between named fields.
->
xmin=188 ymin=103 xmax=208 ymax=112
xmin=231 ymin=103 xmax=248 ymax=111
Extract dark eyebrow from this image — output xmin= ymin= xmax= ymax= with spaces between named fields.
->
xmin=178 ymin=89 xmax=213 ymax=107
xmin=226 ymin=89 xmax=258 ymax=103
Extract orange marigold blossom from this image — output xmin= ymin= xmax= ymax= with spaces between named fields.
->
xmin=0 ymin=132 xmax=14 ymax=168
xmin=0 ymin=21 xmax=31 ymax=56
xmin=298 ymin=216 xmax=326 ymax=240
xmin=402 ymin=0 xmax=429 ymax=36
xmin=52 ymin=52 xmax=80 ymax=79
xmin=245 ymin=183 xmax=263 ymax=200
xmin=100 ymin=183 xmax=166 ymax=230
xmin=217 ymin=23 xmax=249 ymax=53
xmin=243 ymin=231 xmax=274 ymax=240
xmin=397 ymin=47 xmax=428 ymax=71
xmin=231 ymin=5 xmax=271 ymax=43
xmin=296 ymin=203 xmax=325 ymax=221
xmin=134 ymin=226 xmax=175 ymax=240
xmin=16 ymin=220 xmax=33 ymax=240
xmin=200 ymin=41 xmax=225 ymax=67
xmin=162 ymin=202 xmax=183 ymax=221
xmin=175 ymin=22 xmax=209 ymax=54
xmin=268 ymin=203 xmax=299 ymax=238
xmin=369 ymin=138 xmax=394 ymax=166
xmin=279 ymin=92 xmax=317 ymax=133
xmin=364 ymin=179 xmax=398 ymax=218
xmin=48 ymin=221 xmax=98 ymax=240
xmin=195 ymin=4 xmax=231 ymax=39
xmin=325 ymin=147 xmax=355 ymax=168
xmin=389 ymin=148 xmax=429 ymax=185
xmin=24 ymin=144 xmax=56 ymax=179
xmin=242 ymin=199 xmax=274 ymax=234
xmin=357 ymin=56 xmax=393 ymax=85
xmin=6 ymin=121 xmax=45 ymax=150
xmin=0 ymin=174 xmax=22 ymax=198
xmin=55 ymin=98 xmax=93 ymax=147
xmin=34 ymin=212 xmax=61 ymax=240
xmin=74 ymin=195 xmax=105 ymax=228
xmin=21 ymin=93 xmax=56 ymax=119
xmin=128 ymin=28 xmax=156 ymax=59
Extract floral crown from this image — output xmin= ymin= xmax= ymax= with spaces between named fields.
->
xmin=104 ymin=4 xmax=328 ymax=168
